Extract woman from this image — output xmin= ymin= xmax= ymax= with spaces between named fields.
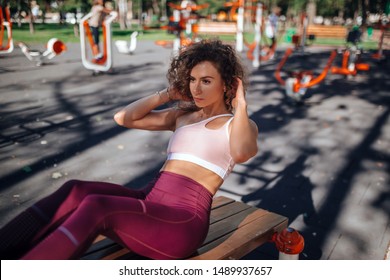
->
xmin=89 ymin=0 xmax=110 ymax=60
xmin=0 ymin=39 xmax=258 ymax=260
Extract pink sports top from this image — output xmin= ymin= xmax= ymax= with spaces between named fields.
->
xmin=167 ymin=114 xmax=235 ymax=180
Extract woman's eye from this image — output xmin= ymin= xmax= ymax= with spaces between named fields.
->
xmin=203 ymin=80 xmax=211 ymax=84
xmin=189 ymin=77 xmax=195 ymax=83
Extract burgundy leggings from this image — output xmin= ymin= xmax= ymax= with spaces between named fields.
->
xmin=0 ymin=171 xmax=212 ymax=260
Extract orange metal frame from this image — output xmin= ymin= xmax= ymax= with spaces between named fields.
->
xmin=155 ymin=2 xmax=208 ymax=49
xmin=0 ymin=5 xmax=12 ymax=51
xmin=371 ymin=21 xmax=390 ymax=60
xmin=246 ymin=40 xmax=277 ymax=62
xmin=242 ymin=2 xmax=276 ymax=62
xmin=331 ymin=48 xmax=370 ymax=76
xmin=83 ymin=21 xmax=108 ymax=65
xmin=275 ymin=48 xmax=337 ymax=93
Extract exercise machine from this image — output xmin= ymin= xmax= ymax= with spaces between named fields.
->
xmin=245 ymin=3 xmax=278 ymax=67
xmin=331 ymin=27 xmax=370 ymax=76
xmin=0 ymin=3 xmax=13 ymax=54
xmin=155 ymin=1 xmax=208 ymax=52
xmin=372 ymin=18 xmax=390 ymax=60
xmin=18 ymin=38 xmax=67 ymax=66
xmin=115 ymin=31 xmax=138 ymax=54
xmin=80 ymin=11 xmax=118 ymax=72
xmin=275 ymin=48 xmax=337 ymax=103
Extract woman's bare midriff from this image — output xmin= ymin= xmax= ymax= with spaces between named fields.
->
xmin=160 ymin=160 xmax=224 ymax=196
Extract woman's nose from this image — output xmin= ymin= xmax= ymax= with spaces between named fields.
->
xmin=193 ymin=82 xmax=201 ymax=94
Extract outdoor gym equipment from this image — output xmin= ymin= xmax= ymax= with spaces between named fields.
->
xmin=275 ymin=48 xmax=337 ymax=103
xmin=244 ymin=2 xmax=278 ymax=67
xmin=223 ymin=0 xmax=244 ymax=51
xmin=331 ymin=27 xmax=370 ymax=76
xmin=155 ymin=1 xmax=209 ymax=52
xmin=0 ymin=4 xmax=13 ymax=54
xmin=291 ymin=12 xmax=315 ymax=51
xmin=115 ymin=31 xmax=138 ymax=54
xmin=18 ymin=38 xmax=67 ymax=66
xmin=80 ymin=11 xmax=118 ymax=72
xmin=223 ymin=0 xmax=242 ymax=21
xmin=372 ymin=18 xmax=390 ymax=60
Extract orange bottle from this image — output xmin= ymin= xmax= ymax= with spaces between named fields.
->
xmin=272 ymin=227 xmax=304 ymax=260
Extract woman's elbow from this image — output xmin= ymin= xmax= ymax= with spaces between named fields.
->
xmin=232 ymin=145 xmax=258 ymax=164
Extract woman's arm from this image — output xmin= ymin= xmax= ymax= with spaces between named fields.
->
xmin=229 ymin=79 xmax=259 ymax=163
xmin=114 ymin=88 xmax=182 ymax=131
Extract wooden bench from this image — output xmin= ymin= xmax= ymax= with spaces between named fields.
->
xmin=195 ymin=22 xmax=237 ymax=35
xmin=81 ymin=196 xmax=288 ymax=260
xmin=307 ymin=24 xmax=347 ymax=39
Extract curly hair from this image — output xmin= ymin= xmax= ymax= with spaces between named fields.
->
xmin=166 ymin=39 xmax=248 ymax=111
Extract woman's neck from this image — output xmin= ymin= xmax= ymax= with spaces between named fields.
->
xmin=198 ymin=108 xmax=231 ymax=119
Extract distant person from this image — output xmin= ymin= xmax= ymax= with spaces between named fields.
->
xmin=265 ymin=6 xmax=281 ymax=44
xmin=346 ymin=25 xmax=362 ymax=45
xmin=89 ymin=0 xmax=110 ymax=60
xmin=31 ymin=1 xmax=40 ymax=21
xmin=0 ymin=39 xmax=258 ymax=260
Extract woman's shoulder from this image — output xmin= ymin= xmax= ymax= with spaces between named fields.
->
xmin=173 ymin=110 xmax=195 ymax=126
xmin=174 ymin=109 xmax=194 ymax=121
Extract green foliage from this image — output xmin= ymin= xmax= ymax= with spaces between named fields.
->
xmin=11 ymin=22 xmax=177 ymax=43
xmin=6 ymin=0 xmax=389 ymax=27
xmin=62 ymin=0 xmax=91 ymax=13
xmin=11 ymin=21 xmax=378 ymax=51
xmin=196 ymin=0 xmax=227 ymax=16
xmin=12 ymin=22 xmax=81 ymax=43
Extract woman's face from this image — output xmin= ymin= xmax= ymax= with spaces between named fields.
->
xmin=189 ymin=61 xmax=225 ymax=108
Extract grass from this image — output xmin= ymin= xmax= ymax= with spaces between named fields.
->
xmin=9 ymin=23 xmax=379 ymax=50
xmin=10 ymin=23 xmax=177 ymax=44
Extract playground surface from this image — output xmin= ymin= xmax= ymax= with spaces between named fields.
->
xmin=0 ymin=40 xmax=389 ymax=260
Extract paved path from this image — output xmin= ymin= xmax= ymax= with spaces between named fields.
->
xmin=0 ymin=40 xmax=389 ymax=260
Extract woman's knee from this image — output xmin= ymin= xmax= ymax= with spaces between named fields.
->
xmin=59 ymin=179 xmax=83 ymax=190
xmin=55 ymin=180 xmax=95 ymax=203
xmin=77 ymin=195 xmax=110 ymax=219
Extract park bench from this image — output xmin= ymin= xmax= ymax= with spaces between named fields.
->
xmin=195 ymin=22 xmax=237 ymax=35
xmin=81 ymin=196 xmax=288 ymax=260
xmin=307 ymin=24 xmax=347 ymax=39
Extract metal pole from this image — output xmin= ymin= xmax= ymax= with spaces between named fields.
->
xmin=253 ymin=3 xmax=263 ymax=67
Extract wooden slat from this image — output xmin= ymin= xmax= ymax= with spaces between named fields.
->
xmin=307 ymin=25 xmax=347 ymax=38
xmin=204 ymin=207 xmax=264 ymax=245
xmin=192 ymin=208 xmax=283 ymax=255
xmin=189 ymin=211 xmax=288 ymax=260
xmin=210 ymin=196 xmax=235 ymax=209
xmin=197 ymin=22 xmax=237 ymax=34
xmin=210 ymin=201 xmax=252 ymax=224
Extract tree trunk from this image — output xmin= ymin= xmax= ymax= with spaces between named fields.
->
xmin=117 ymin=0 xmax=127 ymax=30
xmin=152 ymin=0 xmax=160 ymax=19
xmin=306 ymin=0 xmax=316 ymax=25
xmin=29 ymin=13 xmax=34 ymax=33
xmin=15 ymin=0 xmax=21 ymax=27
xmin=161 ymin=0 xmax=167 ymax=21
xmin=127 ymin=0 xmax=133 ymax=27
xmin=361 ymin=0 xmax=369 ymax=26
